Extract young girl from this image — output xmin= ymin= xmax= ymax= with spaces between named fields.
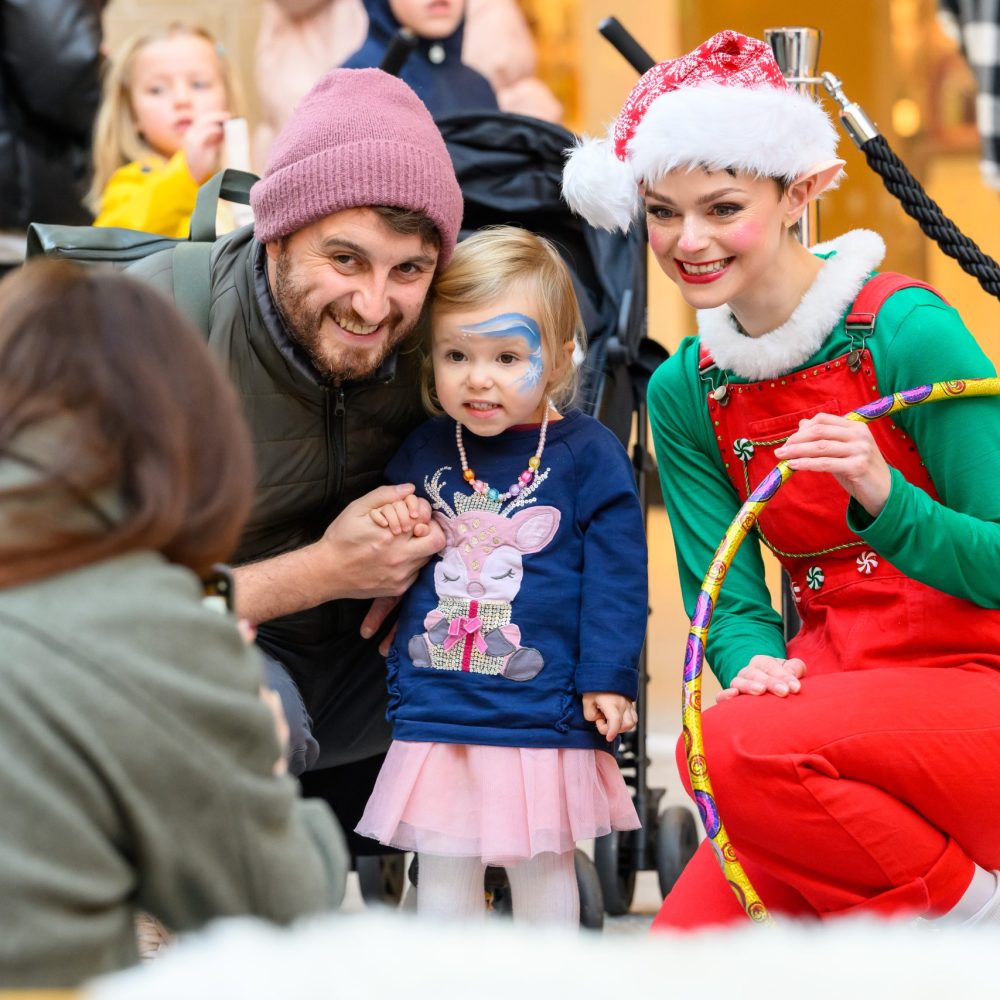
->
xmin=356 ymin=226 xmax=645 ymax=924
xmin=564 ymin=31 xmax=1000 ymax=929
xmin=90 ymin=23 xmax=241 ymax=238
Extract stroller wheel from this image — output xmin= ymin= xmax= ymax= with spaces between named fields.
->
xmin=357 ymin=854 xmax=406 ymax=907
xmin=593 ymin=830 xmax=637 ymax=916
xmin=575 ymin=849 xmax=605 ymax=930
xmin=655 ymin=805 xmax=699 ymax=896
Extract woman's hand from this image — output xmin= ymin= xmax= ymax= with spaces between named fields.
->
xmin=716 ymin=655 xmax=806 ymax=702
xmin=582 ymin=692 xmax=638 ymax=741
xmin=774 ymin=413 xmax=892 ymax=518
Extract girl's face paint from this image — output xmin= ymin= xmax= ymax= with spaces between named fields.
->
xmin=642 ymin=168 xmax=791 ymax=317
xmin=432 ymin=297 xmax=556 ymax=437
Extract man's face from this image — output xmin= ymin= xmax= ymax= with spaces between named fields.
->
xmin=266 ymin=207 xmax=439 ymax=381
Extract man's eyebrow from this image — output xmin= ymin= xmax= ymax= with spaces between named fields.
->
xmin=316 ymin=238 xmax=436 ymax=267
xmin=318 ymin=237 xmax=369 ymax=256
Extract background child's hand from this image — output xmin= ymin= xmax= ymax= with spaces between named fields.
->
xmin=182 ymin=110 xmax=231 ymax=184
xmin=582 ymin=692 xmax=638 ymax=741
xmin=368 ymin=489 xmax=434 ymax=537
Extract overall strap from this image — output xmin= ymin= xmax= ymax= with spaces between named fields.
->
xmin=844 ymin=272 xmax=948 ymax=333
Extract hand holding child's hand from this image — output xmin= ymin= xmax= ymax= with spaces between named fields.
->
xmin=369 ymin=492 xmax=434 ymax=537
xmin=582 ymin=692 xmax=637 ymax=742
xmin=183 ymin=110 xmax=231 ymax=184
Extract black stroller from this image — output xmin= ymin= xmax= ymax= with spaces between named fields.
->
xmin=355 ymin=106 xmax=699 ymax=927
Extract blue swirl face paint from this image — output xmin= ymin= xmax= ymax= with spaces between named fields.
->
xmin=458 ymin=312 xmax=544 ymax=393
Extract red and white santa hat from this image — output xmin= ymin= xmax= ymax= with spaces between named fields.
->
xmin=562 ymin=30 xmax=842 ymax=232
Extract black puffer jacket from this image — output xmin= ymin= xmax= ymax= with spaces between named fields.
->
xmin=0 ymin=0 xmax=104 ymax=228
xmin=132 ymin=227 xmax=427 ymax=766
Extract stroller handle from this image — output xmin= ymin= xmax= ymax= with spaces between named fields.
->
xmin=598 ymin=17 xmax=656 ymax=75
xmin=379 ymin=28 xmax=417 ymax=76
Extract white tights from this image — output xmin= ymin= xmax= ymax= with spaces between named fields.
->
xmin=416 ymin=851 xmax=580 ymax=926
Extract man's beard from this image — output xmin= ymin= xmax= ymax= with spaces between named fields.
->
xmin=272 ymin=247 xmax=417 ymax=381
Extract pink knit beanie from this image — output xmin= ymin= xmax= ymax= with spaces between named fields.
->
xmin=251 ymin=68 xmax=464 ymax=267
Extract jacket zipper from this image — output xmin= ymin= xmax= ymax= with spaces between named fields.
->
xmin=332 ymin=383 xmax=346 ymax=500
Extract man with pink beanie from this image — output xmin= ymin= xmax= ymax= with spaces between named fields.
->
xmin=134 ymin=67 xmax=463 ymax=853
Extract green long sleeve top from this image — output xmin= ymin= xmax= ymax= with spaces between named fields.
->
xmin=648 ymin=230 xmax=1000 ymax=688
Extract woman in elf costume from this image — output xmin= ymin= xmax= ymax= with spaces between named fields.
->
xmin=564 ymin=30 xmax=1000 ymax=929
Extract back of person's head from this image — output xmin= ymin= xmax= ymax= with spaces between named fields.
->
xmin=88 ymin=22 xmax=243 ymax=210
xmin=0 ymin=260 xmax=255 ymax=589
xmin=427 ymin=225 xmax=585 ymax=409
xmin=250 ymin=68 xmax=463 ymax=268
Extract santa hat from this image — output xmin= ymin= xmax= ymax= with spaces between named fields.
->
xmin=562 ymin=30 xmax=842 ymax=232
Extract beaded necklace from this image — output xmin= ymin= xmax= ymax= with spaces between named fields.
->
xmin=455 ymin=404 xmax=549 ymax=502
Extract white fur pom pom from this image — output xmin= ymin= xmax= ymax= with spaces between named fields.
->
xmin=562 ymin=136 xmax=640 ymax=233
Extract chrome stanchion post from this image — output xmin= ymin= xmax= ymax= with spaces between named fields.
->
xmin=765 ymin=27 xmax=823 ymax=247
xmin=764 ymin=27 xmax=823 ymax=641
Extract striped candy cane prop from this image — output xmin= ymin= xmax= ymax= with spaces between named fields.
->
xmin=683 ymin=377 xmax=1000 ymax=925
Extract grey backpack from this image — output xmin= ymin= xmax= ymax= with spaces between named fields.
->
xmin=25 ymin=169 xmax=257 ymax=337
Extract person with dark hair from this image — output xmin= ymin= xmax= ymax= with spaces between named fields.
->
xmin=0 ymin=260 xmax=349 ymax=989
xmin=130 ymin=67 xmax=464 ymax=855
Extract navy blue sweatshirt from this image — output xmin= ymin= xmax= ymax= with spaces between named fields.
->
xmin=384 ymin=411 xmax=647 ymax=753
xmin=343 ymin=0 xmax=498 ymax=116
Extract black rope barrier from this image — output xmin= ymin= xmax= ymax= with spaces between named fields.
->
xmin=860 ymin=135 xmax=1000 ymax=300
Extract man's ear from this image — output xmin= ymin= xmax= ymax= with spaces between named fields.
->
xmin=265 ymin=239 xmax=281 ymax=263
xmin=784 ymin=159 xmax=846 ymax=227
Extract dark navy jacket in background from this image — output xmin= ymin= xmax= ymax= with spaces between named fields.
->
xmin=343 ymin=0 xmax=498 ymax=116
xmin=384 ymin=411 xmax=647 ymax=754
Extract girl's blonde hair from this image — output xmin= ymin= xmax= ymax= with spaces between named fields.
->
xmin=424 ymin=226 xmax=586 ymax=414
xmin=87 ymin=23 xmax=243 ymax=211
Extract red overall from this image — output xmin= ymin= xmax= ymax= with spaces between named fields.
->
xmin=654 ymin=282 xmax=1000 ymax=929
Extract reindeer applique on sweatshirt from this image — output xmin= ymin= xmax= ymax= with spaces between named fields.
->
xmin=407 ymin=466 xmax=560 ymax=682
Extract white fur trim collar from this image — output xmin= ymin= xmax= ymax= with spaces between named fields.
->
xmin=697 ymin=229 xmax=886 ymax=381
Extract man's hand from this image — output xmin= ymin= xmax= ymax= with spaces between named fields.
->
xmin=716 ymin=655 xmax=807 ymax=702
xmin=319 ymin=484 xmax=443 ymax=597
xmin=234 ymin=484 xmax=444 ymax=624
xmin=582 ymin=692 xmax=638 ymax=742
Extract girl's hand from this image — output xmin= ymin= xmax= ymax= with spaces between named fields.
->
xmin=717 ymin=655 xmax=806 ymax=702
xmin=582 ymin=692 xmax=638 ymax=741
xmin=368 ymin=494 xmax=432 ymax=537
xmin=182 ymin=110 xmax=231 ymax=184
xmin=774 ymin=413 xmax=891 ymax=518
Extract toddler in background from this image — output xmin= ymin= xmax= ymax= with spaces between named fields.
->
xmin=90 ymin=23 xmax=242 ymax=238
xmin=357 ymin=226 xmax=646 ymax=925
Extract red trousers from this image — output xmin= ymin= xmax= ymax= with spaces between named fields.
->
xmin=653 ymin=665 xmax=1000 ymax=930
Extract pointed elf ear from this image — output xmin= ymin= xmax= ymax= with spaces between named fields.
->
xmin=789 ymin=158 xmax=846 ymax=204
xmin=783 ymin=158 xmax=846 ymax=227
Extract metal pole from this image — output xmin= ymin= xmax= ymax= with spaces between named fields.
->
xmin=764 ymin=27 xmax=822 ymax=641
xmin=764 ymin=27 xmax=822 ymax=247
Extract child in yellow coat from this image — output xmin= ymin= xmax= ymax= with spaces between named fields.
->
xmin=90 ymin=23 xmax=242 ymax=238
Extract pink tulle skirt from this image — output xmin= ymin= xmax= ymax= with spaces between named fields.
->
xmin=356 ymin=740 xmax=641 ymax=866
